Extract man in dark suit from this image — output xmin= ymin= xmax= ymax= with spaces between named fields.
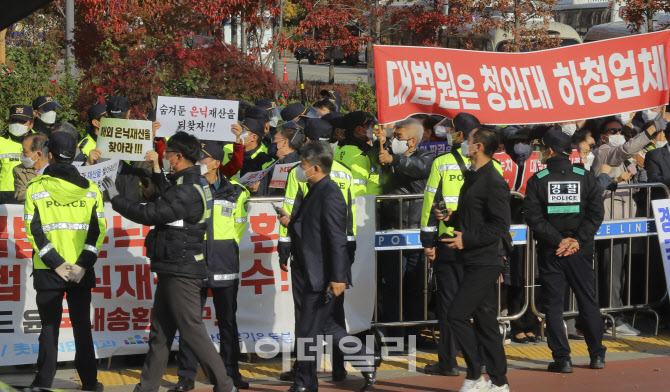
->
xmin=286 ymin=141 xmax=375 ymax=392
xmin=645 ymin=126 xmax=670 ymax=197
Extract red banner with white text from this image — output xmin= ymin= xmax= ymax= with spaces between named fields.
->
xmin=374 ymin=31 xmax=670 ymax=125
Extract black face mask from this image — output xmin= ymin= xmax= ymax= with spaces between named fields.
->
xmin=267 ymin=142 xmax=279 ymax=160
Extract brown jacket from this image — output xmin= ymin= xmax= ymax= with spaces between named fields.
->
xmin=13 ymin=164 xmax=37 ymax=203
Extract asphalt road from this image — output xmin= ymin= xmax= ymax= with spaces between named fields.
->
xmin=283 ymin=58 xmax=370 ymax=85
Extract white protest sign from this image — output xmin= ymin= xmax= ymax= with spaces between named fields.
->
xmin=269 ymin=162 xmax=300 ymax=189
xmin=77 ymin=159 xmax=119 ymax=191
xmin=652 ymin=199 xmax=670 ymax=294
xmin=98 ymin=119 xmax=154 ymax=161
xmin=156 ymin=96 xmax=239 ymax=142
xmin=237 ymin=162 xmax=277 ymax=187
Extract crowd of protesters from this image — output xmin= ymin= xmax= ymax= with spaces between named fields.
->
xmin=3 ymin=89 xmax=670 ymax=392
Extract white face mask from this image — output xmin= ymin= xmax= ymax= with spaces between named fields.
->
xmin=656 ymin=140 xmax=668 ymax=148
xmin=391 ymin=138 xmax=410 ymax=155
xmin=270 ymin=116 xmax=280 ymax=128
xmin=560 ymin=123 xmax=577 ymax=136
xmin=513 ymin=142 xmax=531 ymax=157
xmin=642 ymin=109 xmax=660 ymax=122
xmin=40 ymin=110 xmax=57 ymax=125
xmin=434 ymin=125 xmax=448 ymax=138
xmin=295 ymin=165 xmax=314 ymax=183
xmin=460 ymin=140 xmax=469 ymax=157
xmin=199 ymin=164 xmax=209 ymax=176
xmin=617 ymin=112 xmax=632 ymax=125
xmin=240 ymin=132 xmax=251 ymax=145
xmin=20 ymin=151 xmax=38 ymax=168
xmin=365 ymin=126 xmax=375 ymax=142
xmin=162 ymin=154 xmax=177 ymax=173
xmin=608 ymin=134 xmax=626 ymax=148
xmin=585 ymin=152 xmax=595 ymax=170
xmin=9 ymin=123 xmax=29 ymax=136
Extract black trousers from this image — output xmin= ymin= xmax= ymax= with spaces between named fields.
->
xmin=32 ymin=288 xmax=97 ymax=388
xmin=294 ymin=289 xmax=372 ymax=390
xmin=434 ymin=260 xmax=464 ymax=370
xmin=538 ymin=250 xmax=606 ymax=362
xmin=292 ymin=265 xmax=347 ymax=375
xmin=177 ymin=285 xmax=241 ymax=381
xmin=447 ymin=264 xmax=508 ymax=387
xmin=133 ymin=275 xmax=234 ymax=392
xmin=379 ymin=250 xmax=425 ymax=337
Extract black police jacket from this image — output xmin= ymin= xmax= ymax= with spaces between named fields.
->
xmin=447 ymin=160 xmax=511 ymax=266
xmin=523 ymin=155 xmax=604 ymax=254
xmin=379 ymin=148 xmax=434 ymax=230
xmin=111 ymin=165 xmax=210 ymax=279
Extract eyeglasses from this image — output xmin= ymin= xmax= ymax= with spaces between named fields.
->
xmin=604 ymin=128 xmax=622 ymax=135
xmin=274 ymin=138 xmax=287 ymax=144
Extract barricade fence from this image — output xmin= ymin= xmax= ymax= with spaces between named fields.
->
xmin=370 ymin=183 xmax=670 ymax=343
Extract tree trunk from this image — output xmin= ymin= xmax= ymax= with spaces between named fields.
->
xmin=0 ymin=30 xmax=6 ymax=65
xmin=231 ymin=15 xmax=238 ymax=48
xmin=273 ymin=0 xmax=285 ymax=79
xmin=329 ymin=54 xmax=335 ymax=84
xmin=647 ymin=2 xmax=654 ymax=33
xmin=514 ymin=0 xmax=521 ymax=52
xmin=241 ymin=20 xmax=248 ymax=53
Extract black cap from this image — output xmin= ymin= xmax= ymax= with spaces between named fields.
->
xmin=453 ymin=113 xmax=480 ymax=139
xmin=256 ymin=98 xmax=280 ymax=110
xmin=87 ymin=104 xmax=107 ymax=122
xmin=321 ymin=112 xmax=344 ymax=129
xmin=341 ymin=110 xmax=374 ymax=133
xmin=106 ymin=96 xmax=130 ymax=118
xmin=241 ymin=118 xmax=265 ymax=138
xmin=245 ymin=106 xmax=270 ymax=124
xmin=9 ymin=105 xmax=34 ymax=122
xmin=507 ymin=126 xmax=531 ymax=142
xmin=320 ymin=89 xmax=342 ymax=111
xmin=200 ymin=142 xmax=225 ymax=162
xmin=32 ymin=95 xmax=62 ymax=112
xmin=542 ymin=128 xmax=572 ymax=156
xmin=304 ymin=118 xmax=333 ymax=141
xmin=47 ymin=131 xmax=77 ymax=159
xmin=147 ymin=109 xmax=157 ymax=122
xmin=281 ymin=102 xmax=306 ymax=122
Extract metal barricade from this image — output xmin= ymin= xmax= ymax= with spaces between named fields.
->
xmin=529 ymin=183 xmax=670 ymax=340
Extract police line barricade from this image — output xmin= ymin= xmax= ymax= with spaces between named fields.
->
xmin=529 ymin=183 xmax=670 ymax=341
xmin=371 ymin=193 xmax=530 ymax=341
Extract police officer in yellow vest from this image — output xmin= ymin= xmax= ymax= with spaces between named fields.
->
xmin=277 ymin=120 xmax=357 ymax=383
xmin=24 ymin=131 xmax=106 ymax=391
xmin=333 ymin=111 xmax=383 ymax=196
xmin=420 ymin=113 xmax=502 ymax=377
xmin=1 ymin=105 xmax=35 ymax=203
xmin=172 ymin=143 xmax=250 ymax=391
xmin=78 ymin=103 xmax=107 ymax=164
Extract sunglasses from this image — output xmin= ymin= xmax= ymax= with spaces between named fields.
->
xmin=604 ymin=128 xmax=622 ymax=135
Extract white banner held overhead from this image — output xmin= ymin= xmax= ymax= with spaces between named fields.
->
xmin=76 ymin=160 xmax=120 ymax=191
xmin=156 ymin=96 xmax=239 ymax=142
xmin=97 ymin=119 xmax=154 ymax=161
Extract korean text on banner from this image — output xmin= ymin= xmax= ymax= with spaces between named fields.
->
xmin=156 ymin=96 xmax=239 ymax=142
xmin=269 ymin=162 xmax=300 ymax=189
xmin=238 ymin=162 xmax=277 ymax=187
xmin=98 ymin=119 xmax=154 ymax=161
xmin=651 ymin=199 xmax=670 ymax=294
xmin=77 ymin=159 xmax=119 ymax=190
xmin=374 ymin=30 xmax=670 ymax=125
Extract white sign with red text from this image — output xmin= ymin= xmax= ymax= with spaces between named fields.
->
xmin=269 ymin=162 xmax=300 ymax=189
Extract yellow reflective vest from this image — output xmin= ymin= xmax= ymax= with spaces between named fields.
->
xmin=79 ymin=134 xmax=97 ymax=158
xmin=333 ymin=142 xmax=382 ymax=196
xmin=0 ymin=132 xmax=31 ymax=192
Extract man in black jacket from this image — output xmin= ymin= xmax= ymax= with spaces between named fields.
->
xmin=287 ymin=141 xmax=375 ymax=392
xmin=437 ymin=126 xmax=511 ymax=392
xmin=102 ymin=132 xmax=237 ymax=392
xmin=524 ymin=129 xmax=606 ymax=374
xmin=375 ymin=118 xmax=435 ymax=339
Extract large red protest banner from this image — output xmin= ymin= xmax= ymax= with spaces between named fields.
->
xmin=374 ymin=31 xmax=670 ymax=125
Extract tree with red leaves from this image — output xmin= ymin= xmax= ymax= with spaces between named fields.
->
xmin=617 ymin=0 xmax=670 ymax=33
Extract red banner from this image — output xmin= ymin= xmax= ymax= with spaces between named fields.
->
xmin=374 ymin=31 xmax=670 ymax=125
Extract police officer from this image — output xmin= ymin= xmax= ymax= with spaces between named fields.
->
xmin=523 ymin=129 xmax=607 ymax=373
xmin=79 ymin=103 xmax=107 ymax=164
xmin=103 ymin=131 xmax=237 ymax=392
xmin=420 ymin=113 xmax=500 ymax=377
xmin=236 ymin=118 xmax=275 ymax=196
xmin=24 ymin=132 xmax=106 ymax=391
xmin=171 ymin=143 xmax=250 ymax=391
xmin=0 ymin=105 xmax=35 ymax=203
xmin=32 ymin=95 xmax=62 ymax=135
xmin=333 ymin=111 xmax=382 ymax=196
xmin=277 ymin=121 xmax=356 ymax=383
